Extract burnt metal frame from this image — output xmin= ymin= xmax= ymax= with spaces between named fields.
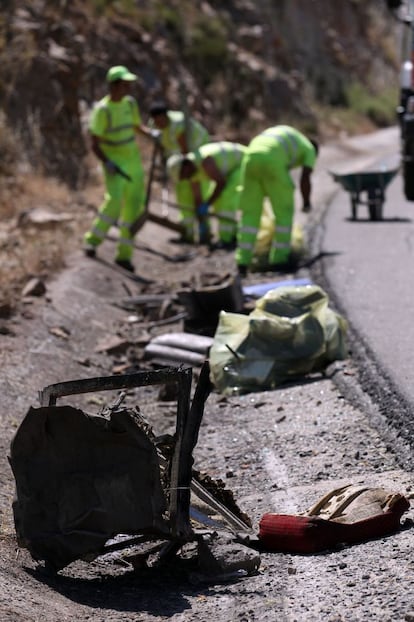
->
xmin=39 ymin=365 xmax=194 ymax=539
xmin=37 ymin=361 xmax=251 ymax=558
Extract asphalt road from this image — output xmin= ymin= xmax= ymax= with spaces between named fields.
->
xmin=311 ymin=126 xmax=414 ymax=452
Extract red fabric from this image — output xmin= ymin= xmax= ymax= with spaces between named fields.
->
xmin=258 ymin=514 xmax=344 ymax=553
xmin=258 ymin=497 xmax=410 ymax=553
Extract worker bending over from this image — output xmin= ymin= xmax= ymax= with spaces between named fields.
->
xmin=149 ymin=102 xmax=211 ymax=243
xmin=167 ymin=141 xmax=247 ymax=248
xmin=84 ymin=65 xmax=154 ymax=272
xmin=236 ymin=125 xmax=318 ymax=276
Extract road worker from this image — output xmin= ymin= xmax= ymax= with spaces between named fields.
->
xmin=149 ymin=102 xmax=211 ymax=243
xmin=84 ymin=65 xmax=154 ymax=272
xmin=236 ymin=125 xmax=318 ymax=276
xmin=167 ymin=141 xmax=247 ymax=248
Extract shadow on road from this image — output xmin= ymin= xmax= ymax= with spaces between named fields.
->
xmin=300 ymin=251 xmax=342 ymax=269
xmin=344 ymin=217 xmax=412 ymax=224
xmin=24 ymin=559 xmax=219 ymax=617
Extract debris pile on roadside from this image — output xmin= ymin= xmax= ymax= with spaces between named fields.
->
xmin=9 ymin=362 xmax=258 ymax=580
xmin=104 ymin=273 xmax=348 ymax=399
xmin=144 ymin=332 xmax=213 ymax=367
xmin=177 ymin=272 xmax=244 ymax=336
xmin=8 ymin=269 xmax=411 ymax=583
xmin=108 ymin=272 xmax=243 ymax=373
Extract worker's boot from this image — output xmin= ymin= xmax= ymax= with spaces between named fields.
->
xmin=83 ymin=244 xmax=97 ymax=258
xmin=211 ymin=237 xmax=237 ymax=251
xmin=115 ymin=259 xmax=135 ymax=272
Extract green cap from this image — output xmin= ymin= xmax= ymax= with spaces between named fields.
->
xmin=106 ymin=65 xmax=137 ymax=83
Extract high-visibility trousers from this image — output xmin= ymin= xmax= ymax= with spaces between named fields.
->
xmin=210 ymin=167 xmax=241 ymax=243
xmin=236 ymin=150 xmax=294 ymax=267
xmin=84 ymin=152 xmax=145 ymax=261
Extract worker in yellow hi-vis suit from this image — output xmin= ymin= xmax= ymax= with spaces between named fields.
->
xmin=236 ymin=125 xmax=318 ymax=276
xmin=84 ymin=65 xmax=155 ymax=273
xmin=149 ymin=102 xmax=211 ymax=243
xmin=167 ymin=141 xmax=247 ymax=248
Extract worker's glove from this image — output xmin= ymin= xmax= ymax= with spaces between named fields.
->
xmin=197 ymin=202 xmax=210 ymax=217
xmin=150 ymin=128 xmax=161 ymax=140
xmin=105 ymin=160 xmax=117 ymax=175
xmin=302 ymin=203 xmax=312 ymax=213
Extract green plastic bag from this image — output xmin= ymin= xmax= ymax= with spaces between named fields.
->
xmin=209 ymin=284 xmax=348 ymax=395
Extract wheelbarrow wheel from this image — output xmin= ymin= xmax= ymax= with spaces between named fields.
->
xmin=368 ymin=200 xmax=383 ymax=221
xmin=351 ymin=195 xmax=358 ymax=221
xmin=368 ymin=188 xmax=384 ymax=221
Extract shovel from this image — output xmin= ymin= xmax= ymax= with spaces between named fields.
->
xmin=104 ymin=233 xmax=195 ymax=263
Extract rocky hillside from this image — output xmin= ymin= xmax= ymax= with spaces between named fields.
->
xmin=0 ymin=0 xmax=401 ymax=187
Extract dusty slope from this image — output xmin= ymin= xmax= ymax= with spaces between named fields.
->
xmin=0 ymin=133 xmax=413 ymax=621
xmin=0 ymin=0 xmax=399 ymax=186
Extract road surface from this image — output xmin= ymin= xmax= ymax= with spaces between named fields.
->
xmin=310 ymin=127 xmax=414 ymax=453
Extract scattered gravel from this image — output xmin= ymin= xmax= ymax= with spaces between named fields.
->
xmin=0 ymin=133 xmax=412 ymax=621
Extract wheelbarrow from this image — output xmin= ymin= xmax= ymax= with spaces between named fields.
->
xmin=330 ymin=166 xmax=400 ymax=221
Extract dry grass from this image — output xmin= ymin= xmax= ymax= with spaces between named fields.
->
xmin=0 ymin=171 xmax=99 ymax=311
xmin=0 ymin=139 xmax=157 ymax=313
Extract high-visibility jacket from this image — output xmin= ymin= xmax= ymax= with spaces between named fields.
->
xmin=89 ymin=94 xmax=142 ymax=161
xmin=191 ymin=141 xmax=247 ymax=181
xmin=157 ymin=110 xmax=210 ymax=156
xmin=250 ymin=125 xmax=316 ymax=170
